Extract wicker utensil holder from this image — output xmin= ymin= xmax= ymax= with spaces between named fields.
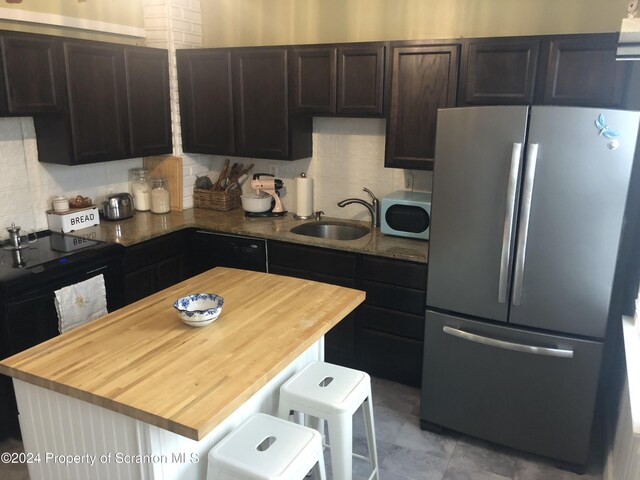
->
xmin=193 ymin=188 xmax=242 ymax=211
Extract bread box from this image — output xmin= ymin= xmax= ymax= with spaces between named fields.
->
xmin=47 ymin=206 xmax=100 ymax=233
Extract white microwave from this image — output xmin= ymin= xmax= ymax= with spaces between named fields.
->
xmin=380 ymin=190 xmax=431 ymax=240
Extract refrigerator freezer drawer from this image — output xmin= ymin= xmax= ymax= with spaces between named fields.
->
xmin=421 ymin=310 xmax=603 ymax=465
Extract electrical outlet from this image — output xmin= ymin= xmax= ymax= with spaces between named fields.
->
xmin=269 ymin=164 xmax=278 ymax=177
xmin=405 ymin=172 xmax=414 ymax=190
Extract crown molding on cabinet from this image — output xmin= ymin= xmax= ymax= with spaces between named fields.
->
xmin=0 ymin=7 xmax=146 ymax=38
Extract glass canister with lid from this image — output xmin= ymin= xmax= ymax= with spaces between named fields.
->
xmin=130 ymin=168 xmax=151 ymax=211
xmin=150 ymin=177 xmax=171 ymax=214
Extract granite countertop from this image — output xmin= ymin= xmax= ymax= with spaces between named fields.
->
xmin=77 ymin=208 xmax=428 ymax=263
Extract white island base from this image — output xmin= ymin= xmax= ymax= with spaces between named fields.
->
xmin=14 ymin=340 xmax=323 ymax=480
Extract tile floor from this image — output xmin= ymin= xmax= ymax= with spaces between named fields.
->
xmin=346 ymin=377 xmax=604 ymax=480
xmin=0 ymin=376 xmax=604 ymax=480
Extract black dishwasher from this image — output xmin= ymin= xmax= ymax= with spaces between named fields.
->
xmin=188 ymin=230 xmax=267 ymax=275
xmin=0 ymin=231 xmax=124 ymax=440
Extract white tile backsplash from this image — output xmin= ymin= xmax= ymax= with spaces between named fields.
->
xmin=202 ymin=117 xmax=432 ymax=221
xmin=0 ymin=118 xmax=143 ymax=240
xmin=0 ymin=115 xmax=431 ymax=240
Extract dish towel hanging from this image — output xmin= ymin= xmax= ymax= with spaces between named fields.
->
xmin=55 ymin=274 xmax=108 ymax=333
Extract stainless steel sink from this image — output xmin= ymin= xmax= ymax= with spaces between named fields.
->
xmin=290 ymin=221 xmax=370 ymax=240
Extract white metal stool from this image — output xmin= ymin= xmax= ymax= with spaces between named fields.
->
xmin=207 ymin=413 xmax=326 ymax=480
xmin=278 ymin=361 xmax=379 ymax=480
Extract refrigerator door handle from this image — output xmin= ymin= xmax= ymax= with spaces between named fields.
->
xmin=443 ymin=325 xmax=574 ymax=358
xmin=512 ymin=143 xmax=539 ymax=306
xmin=498 ymin=142 xmax=522 ymax=303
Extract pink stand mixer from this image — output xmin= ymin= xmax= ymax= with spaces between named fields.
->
xmin=246 ymin=173 xmax=287 ymax=217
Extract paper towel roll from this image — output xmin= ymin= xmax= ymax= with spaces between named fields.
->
xmin=296 ymin=175 xmax=314 ymax=217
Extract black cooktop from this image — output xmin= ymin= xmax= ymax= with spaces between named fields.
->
xmin=0 ymin=231 xmax=122 ymax=284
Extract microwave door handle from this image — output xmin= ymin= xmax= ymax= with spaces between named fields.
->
xmin=498 ymin=142 xmax=522 ymax=304
xmin=512 ymin=143 xmax=539 ymax=306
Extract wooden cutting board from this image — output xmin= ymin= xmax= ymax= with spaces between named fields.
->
xmin=143 ymin=155 xmax=183 ymax=211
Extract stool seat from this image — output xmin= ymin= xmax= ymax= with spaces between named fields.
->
xmin=280 ymin=361 xmax=370 ymax=415
xmin=278 ymin=361 xmax=379 ymax=480
xmin=207 ymin=413 xmax=326 ymax=480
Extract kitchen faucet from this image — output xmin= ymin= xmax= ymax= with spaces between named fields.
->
xmin=337 ymin=187 xmax=380 ymax=228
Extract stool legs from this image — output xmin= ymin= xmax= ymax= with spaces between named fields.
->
xmin=362 ymin=396 xmax=379 ymax=480
xmin=277 ymin=403 xmax=291 ymax=422
xmin=315 ymin=447 xmax=327 ymax=480
xmin=278 ymin=362 xmax=379 ymax=480
xmin=327 ymin=415 xmax=352 ymax=480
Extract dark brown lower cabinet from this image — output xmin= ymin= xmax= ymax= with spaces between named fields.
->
xmin=268 ymin=241 xmax=358 ymax=366
xmin=267 ymin=241 xmax=428 ymax=386
xmin=122 ymin=231 xmax=187 ymax=305
xmin=356 ymin=327 xmax=424 ymax=386
xmin=357 ymin=303 xmax=425 ymax=385
xmin=357 ymin=256 xmax=427 ymax=387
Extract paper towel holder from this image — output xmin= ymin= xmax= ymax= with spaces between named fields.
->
xmin=294 ymin=173 xmax=315 ymax=220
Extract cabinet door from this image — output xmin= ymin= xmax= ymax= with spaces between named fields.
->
xmin=385 ymin=43 xmax=459 ymax=170
xmin=0 ymin=33 xmax=63 ymax=114
xmin=177 ymin=49 xmax=235 ymax=155
xmin=4 ymin=292 xmax=59 ymax=354
xmin=541 ymin=34 xmax=630 ymax=108
xmin=270 ymin=263 xmax=357 ymax=366
xmin=157 ymin=255 xmax=186 ymax=291
xmin=357 ymin=328 xmax=423 ymax=386
xmin=268 ymin=241 xmax=357 ymax=366
xmin=337 ymin=45 xmax=385 ymax=115
xmin=292 ymin=47 xmax=337 ymax=114
xmin=124 ymin=47 xmax=172 ymax=157
xmin=233 ymin=48 xmax=289 ymax=158
xmin=123 ymin=265 xmax=157 ymax=305
xmin=356 ymin=256 xmax=427 ymax=385
xmin=268 ymin=240 xmax=357 ymax=278
xmin=122 ymin=231 xmax=187 ymax=305
xmin=64 ymin=41 xmax=129 ymax=164
xmin=458 ymin=37 xmax=539 ymax=105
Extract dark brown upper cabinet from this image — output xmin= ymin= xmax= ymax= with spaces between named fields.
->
xmin=292 ymin=43 xmax=385 ymax=116
xmin=34 ymin=39 xmax=172 ymax=165
xmin=176 ymin=49 xmax=235 ymax=155
xmin=292 ymin=47 xmax=337 ymax=114
xmin=385 ymin=42 xmax=459 ymax=170
xmin=540 ymin=33 xmax=630 ymax=108
xmin=458 ymin=37 xmax=540 ymax=105
xmin=177 ymin=46 xmax=311 ymax=160
xmin=233 ymin=48 xmax=292 ymax=158
xmin=124 ymin=46 xmax=172 ymax=157
xmin=231 ymin=47 xmax=312 ymax=160
xmin=337 ymin=45 xmax=385 ymax=115
xmin=0 ymin=32 xmax=63 ymax=115
xmin=63 ymin=41 xmax=130 ymax=164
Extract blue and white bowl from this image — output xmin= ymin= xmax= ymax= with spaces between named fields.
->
xmin=173 ymin=293 xmax=224 ymax=327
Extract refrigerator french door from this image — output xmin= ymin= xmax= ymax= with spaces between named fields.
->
xmin=421 ymin=106 xmax=640 ymax=465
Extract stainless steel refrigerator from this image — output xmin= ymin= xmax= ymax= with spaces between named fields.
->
xmin=420 ymin=105 xmax=640 ymax=465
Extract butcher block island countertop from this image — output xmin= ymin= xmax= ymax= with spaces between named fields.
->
xmin=0 ymin=267 xmax=365 ymax=441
